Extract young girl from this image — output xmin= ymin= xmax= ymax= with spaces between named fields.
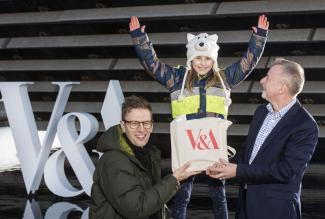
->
xmin=130 ymin=15 xmax=269 ymax=219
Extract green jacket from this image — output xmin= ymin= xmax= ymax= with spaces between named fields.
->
xmin=90 ymin=125 xmax=180 ymax=219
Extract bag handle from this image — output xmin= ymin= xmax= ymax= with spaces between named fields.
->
xmin=178 ymin=68 xmax=232 ymax=118
xmin=177 ymin=68 xmax=189 ymax=101
xmin=227 ymin=145 xmax=236 ymax=159
xmin=215 ymin=70 xmax=230 ymax=103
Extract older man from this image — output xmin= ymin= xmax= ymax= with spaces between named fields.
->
xmin=90 ymin=95 xmax=199 ymax=219
xmin=207 ymin=58 xmax=319 ymax=219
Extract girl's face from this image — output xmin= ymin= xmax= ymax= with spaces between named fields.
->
xmin=191 ymin=56 xmax=213 ymax=76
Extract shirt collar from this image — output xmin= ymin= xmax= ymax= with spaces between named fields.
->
xmin=266 ymin=98 xmax=297 ymax=119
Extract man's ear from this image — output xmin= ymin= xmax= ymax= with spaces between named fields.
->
xmin=120 ymin=121 xmax=126 ymax=133
xmin=280 ymin=82 xmax=288 ymax=94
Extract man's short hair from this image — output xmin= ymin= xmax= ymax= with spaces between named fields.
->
xmin=272 ymin=57 xmax=305 ymax=96
xmin=122 ymin=95 xmax=152 ymax=120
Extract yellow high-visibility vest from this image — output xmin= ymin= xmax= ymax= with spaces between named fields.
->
xmin=170 ymin=87 xmax=229 ymax=118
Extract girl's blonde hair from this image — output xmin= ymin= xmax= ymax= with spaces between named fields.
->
xmin=185 ymin=68 xmax=226 ymax=93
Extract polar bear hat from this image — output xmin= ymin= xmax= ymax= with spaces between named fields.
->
xmin=186 ymin=33 xmax=220 ymax=72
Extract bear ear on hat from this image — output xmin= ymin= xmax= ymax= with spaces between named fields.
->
xmin=187 ymin=33 xmax=195 ymax=42
xmin=209 ymin=34 xmax=219 ymax=42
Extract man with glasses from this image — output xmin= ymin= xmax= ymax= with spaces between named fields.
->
xmin=90 ymin=95 xmax=199 ymax=219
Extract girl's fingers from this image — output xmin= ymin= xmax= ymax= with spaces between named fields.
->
xmin=258 ymin=14 xmax=269 ymax=29
xmin=130 ymin=16 xmax=139 ymax=27
xmin=141 ymin=25 xmax=146 ymax=33
xmin=259 ymin=15 xmax=264 ymax=25
xmin=264 ymin=17 xmax=268 ymax=27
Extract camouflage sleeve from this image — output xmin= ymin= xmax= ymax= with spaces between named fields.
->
xmin=131 ymin=28 xmax=180 ymax=90
xmin=224 ymin=29 xmax=268 ymax=88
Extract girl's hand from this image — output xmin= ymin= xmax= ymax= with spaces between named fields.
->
xmin=252 ymin=14 xmax=269 ymax=33
xmin=129 ymin=16 xmax=146 ymax=33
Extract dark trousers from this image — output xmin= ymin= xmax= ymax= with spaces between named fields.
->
xmin=235 ymin=188 xmax=247 ymax=219
xmin=171 ymin=176 xmax=228 ymax=219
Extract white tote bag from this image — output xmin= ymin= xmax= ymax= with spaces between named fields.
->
xmin=171 ymin=117 xmax=234 ymax=171
xmin=170 ymin=68 xmax=235 ymax=171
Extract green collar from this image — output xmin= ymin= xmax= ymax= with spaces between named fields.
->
xmin=117 ymin=126 xmax=134 ymax=156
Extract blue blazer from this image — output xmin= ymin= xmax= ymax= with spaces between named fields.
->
xmin=235 ymin=101 xmax=318 ymax=219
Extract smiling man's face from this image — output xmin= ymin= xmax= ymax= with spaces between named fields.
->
xmin=120 ymin=108 xmax=153 ymax=147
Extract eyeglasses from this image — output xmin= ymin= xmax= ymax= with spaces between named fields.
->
xmin=123 ymin=120 xmax=153 ymax=129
